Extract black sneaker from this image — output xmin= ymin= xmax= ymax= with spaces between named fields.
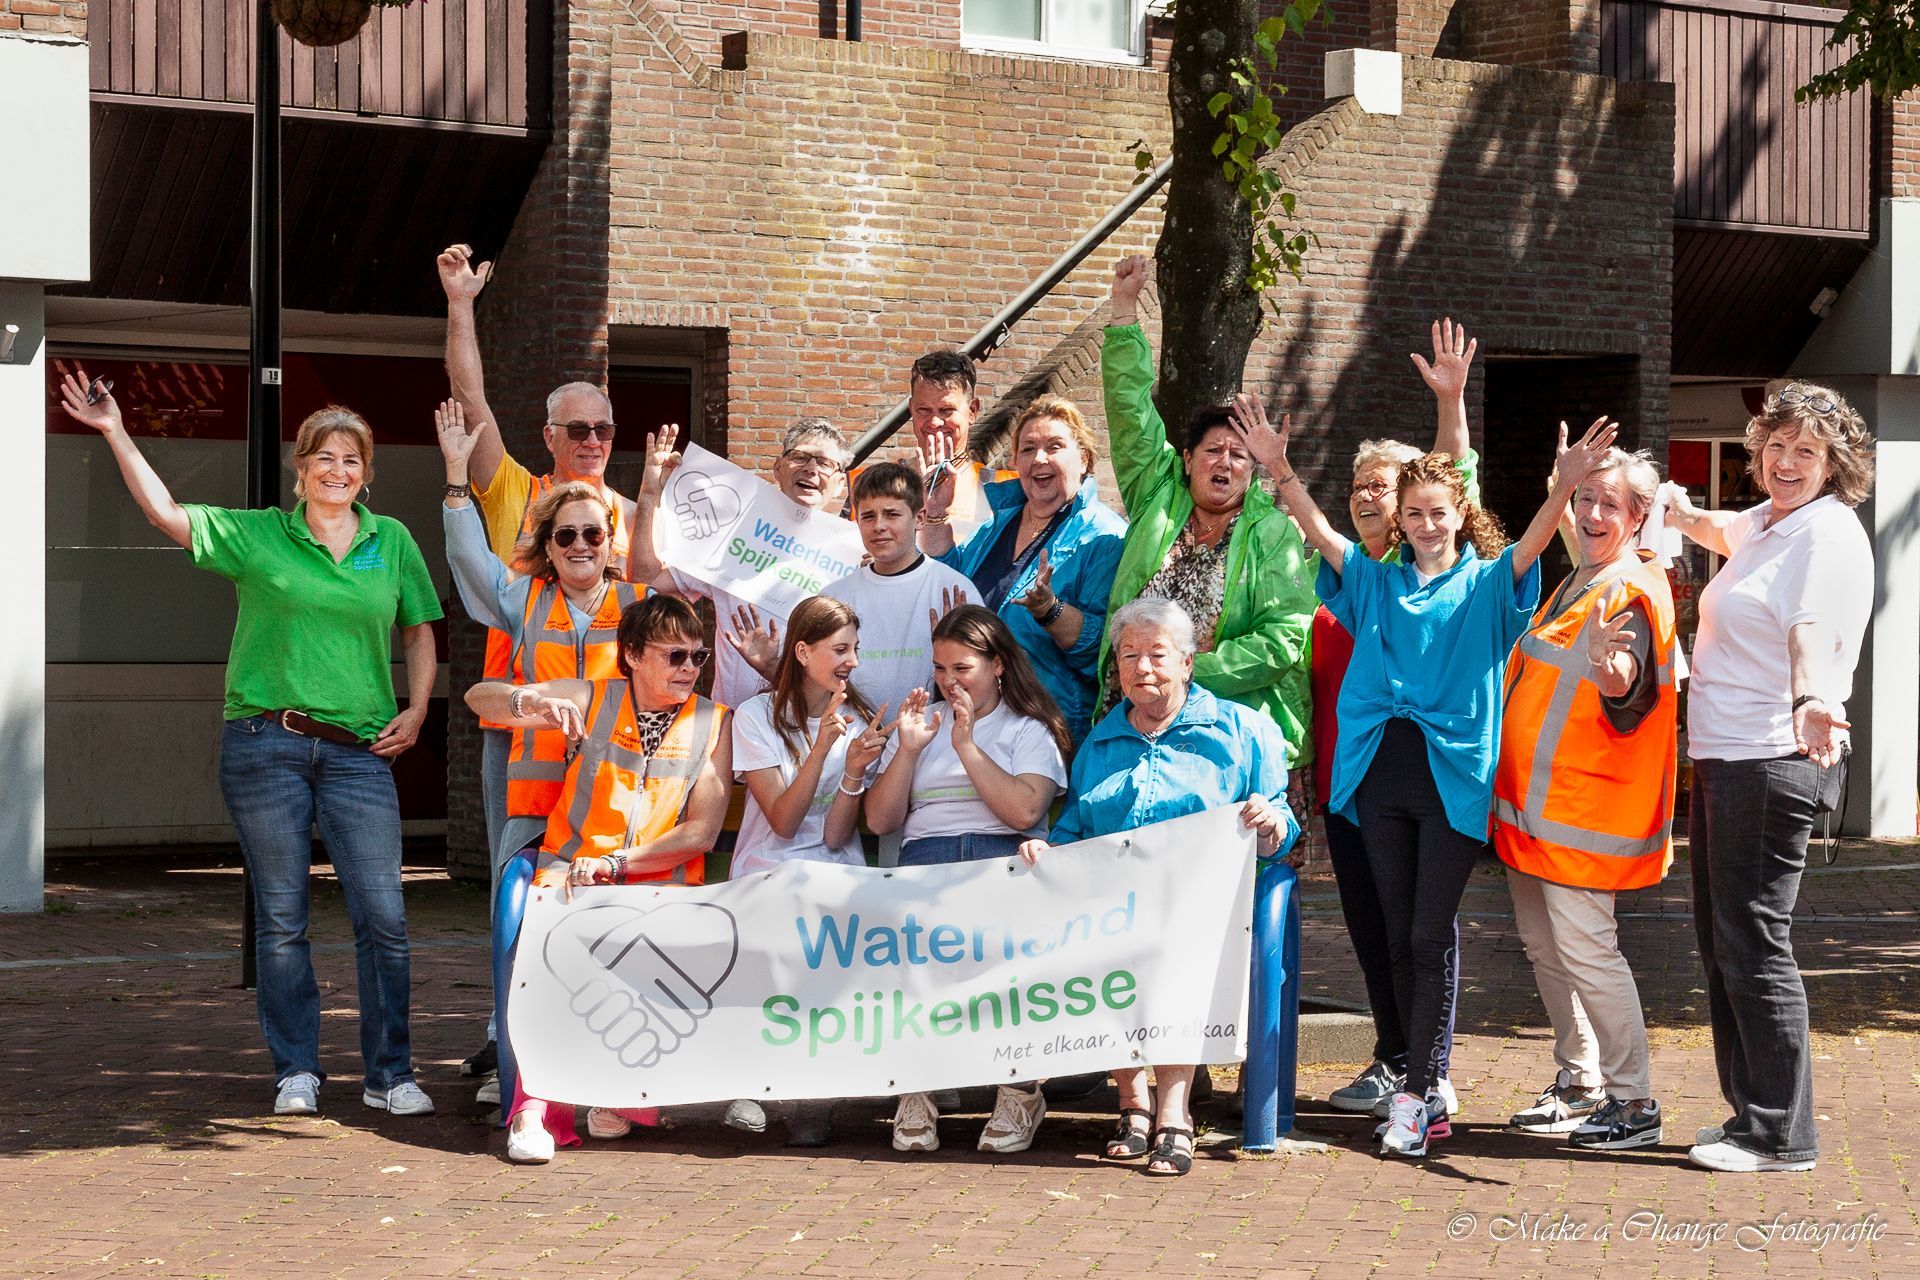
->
xmin=460 ymin=1040 xmax=498 ymax=1078
xmin=1570 ymin=1097 xmax=1663 ymax=1150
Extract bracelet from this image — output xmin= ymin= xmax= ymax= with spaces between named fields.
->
xmin=1038 ymin=597 xmax=1066 ymax=627
xmin=838 ymin=775 xmax=866 ymax=797
xmin=1792 ymin=694 xmax=1823 ymax=712
xmin=444 ymin=482 xmax=471 ymax=499
xmin=606 ymin=852 xmax=627 ymax=880
xmin=923 ymin=512 xmax=951 ymax=526
xmin=508 ymin=687 xmax=532 ymax=718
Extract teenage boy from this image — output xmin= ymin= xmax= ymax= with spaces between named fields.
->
xmin=823 ymin=462 xmax=981 ymax=715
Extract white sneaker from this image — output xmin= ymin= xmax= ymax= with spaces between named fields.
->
xmin=1379 ymin=1092 xmax=1429 ymax=1158
xmin=274 ymin=1072 xmax=320 ymax=1116
xmin=724 ymin=1099 xmax=769 ymax=1134
xmin=978 ymin=1085 xmax=1046 ymax=1154
xmin=474 ymin=1072 xmax=500 ymax=1107
xmin=585 ymin=1108 xmax=632 ymax=1140
xmin=1687 ymin=1139 xmax=1814 ymax=1173
xmin=1370 ymin=1076 xmax=1458 ymax=1119
xmin=363 ymin=1080 xmax=435 ymax=1116
xmin=1509 ymin=1069 xmax=1604 ymax=1133
xmin=506 ymin=1115 xmax=555 ymax=1164
xmin=892 ymin=1092 xmax=940 ymax=1152
xmin=1696 ymin=1124 xmax=1726 ymax=1146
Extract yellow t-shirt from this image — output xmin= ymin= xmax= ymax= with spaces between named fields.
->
xmin=472 ymin=450 xmax=541 ymax=561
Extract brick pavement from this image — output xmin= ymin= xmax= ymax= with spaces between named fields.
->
xmin=4 ymin=839 xmax=1918 ymax=1279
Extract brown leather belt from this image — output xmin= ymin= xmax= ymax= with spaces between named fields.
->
xmin=269 ymin=710 xmax=373 ymax=749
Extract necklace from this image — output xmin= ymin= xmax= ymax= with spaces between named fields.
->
xmin=564 ymin=578 xmax=611 ymax=614
xmin=1188 ymin=507 xmax=1234 ymax=547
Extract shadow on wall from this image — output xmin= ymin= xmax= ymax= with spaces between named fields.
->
xmin=0 ymin=674 xmax=45 ymax=913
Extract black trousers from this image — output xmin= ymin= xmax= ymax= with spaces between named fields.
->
xmin=1353 ymin=719 xmax=1484 ymax=1098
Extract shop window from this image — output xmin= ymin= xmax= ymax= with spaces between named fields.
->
xmin=963 ymin=0 xmax=1142 ymax=62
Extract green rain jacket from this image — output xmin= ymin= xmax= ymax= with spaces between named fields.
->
xmin=1096 ymin=323 xmax=1317 ymax=762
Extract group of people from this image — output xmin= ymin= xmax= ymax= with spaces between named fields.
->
xmin=62 ymin=245 xmax=1877 ymax=1182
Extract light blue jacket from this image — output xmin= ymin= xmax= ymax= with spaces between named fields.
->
xmin=936 ymin=475 xmax=1127 ymax=748
xmin=1050 ymin=684 xmax=1298 ymax=857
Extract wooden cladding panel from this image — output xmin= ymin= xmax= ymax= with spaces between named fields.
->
xmin=1601 ymin=0 xmax=1869 ymax=235
xmin=89 ymin=0 xmax=546 ymax=129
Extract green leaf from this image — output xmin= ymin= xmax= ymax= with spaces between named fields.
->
xmin=1279 ymin=190 xmax=1296 ymax=216
xmin=1208 ymin=90 xmax=1233 ymax=116
xmin=1135 ymin=150 xmax=1154 ymax=169
xmin=1212 ymin=133 xmax=1231 ymax=157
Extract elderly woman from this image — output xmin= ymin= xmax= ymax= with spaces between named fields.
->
xmin=919 ymin=395 xmax=1127 ymax=746
xmin=1491 ymin=448 xmax=1678 ymax=1151
xmin=1020 ymin=598 xmax=1297 ymax=1176
xmin=1665 ymin=382 xmax=1875 ymax=1174
xmin=58 ymin=372 xmax=441 ymax=1121
xmin=468 ymin=594 xmax=734 ymax=1164
xmin=1097 ymin=256 xmax=1315 ymax=757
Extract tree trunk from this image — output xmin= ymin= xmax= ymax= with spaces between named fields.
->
xmin=1155 ymin=0 xmax=1263 ymax=438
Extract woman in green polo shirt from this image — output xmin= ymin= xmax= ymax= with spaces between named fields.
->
xmin=59 ymin=373 xmax=443 ymax=1121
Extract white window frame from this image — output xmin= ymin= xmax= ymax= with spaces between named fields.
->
xmin=961 ymin=0 xmax=1148 ymax=66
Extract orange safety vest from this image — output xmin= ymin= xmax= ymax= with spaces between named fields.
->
xmin=1491 ymin=551 xmax=1678 ymax=892
xmin=504 ymin=578 xmax=643 ymax=818
xmin=541 ymin=683 xmax=725 ymax=885
xmin=477 ymin=475 xmax=635 ymax=730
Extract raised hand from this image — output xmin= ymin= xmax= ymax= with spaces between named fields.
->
xmin=1410 ymin=317 xmax=1476 ymax=400
xmin=915 ymin=433 xmax=958 ymax=521
xmin=1552 ymin=416 xmax=1619 ymax=492
xmin=894 ymin=687 xmax=943 ymax=753
xmin=641 ymin=422 xmax=683 ymax=505
xmin=927 ymin=585 xmax=970 ymax=636
xmin=1229 ymin=392 xmax=1290 ymax=475
xmin=842 ymin=702 xmax=893 ymax=778
xmin=57 ymin=368 xmax=123 ymax=437
xmin=1111 ymin=253 xmax=1151 ymax=321
xmin=435 ymin=398 xmax=479 ymax=477
xmin=1014 ymin=550 xmax=1057 ymax=619
xmin=437 ymin=243 xmax=493 ymax=303
xmin=1586 ymin=584 xmax=1639 ymax=678
xmin=724 ymin=604 xmax=781 ymax=680
xmin=811 ymin=691 xmax=852 ymax=757
xmin=947 ymin=683 xmax=976 ymax=751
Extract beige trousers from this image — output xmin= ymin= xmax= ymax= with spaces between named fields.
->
xmin=1507 ymin=867 xmax=1652 ymax=1098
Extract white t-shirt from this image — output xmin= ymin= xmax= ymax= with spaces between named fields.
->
xmin=729 ymin=692 xmax=872 ymax=877
xmin=671 ymin=569 xmax=771 ymax=710
xmin=878 ymin=703 xmax=1068 ymax=843
xmin=821 ymin=556 xmax=983 ymax=712
xmin=1687 ymin=496 xmax=1873 ymax=761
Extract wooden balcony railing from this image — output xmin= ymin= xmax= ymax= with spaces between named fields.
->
xmin=1601 ymin=0 xmax=1870 ymax=236
xmin=88 ymin=0 xmax=549 ymax=130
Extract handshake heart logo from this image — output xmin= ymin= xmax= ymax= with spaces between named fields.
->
xmin=542 ymin=901 xmax=741 ymax=1068
xmin=669 ymin=470 xmax=743 ymax=541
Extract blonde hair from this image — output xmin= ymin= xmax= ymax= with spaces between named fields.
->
xmin=291 ymin=407 xmax=375 ymax=500
xmin=1011 ymin=395 xmax=1098 ymax=474
xmin=511 ymin=481 xmax=615 ymax=581
xmin=1352 ymin=437 xmax=1422 ymax=477
xmin=1746 ymin=380 xmax=1876 ymax=508
xmin=1583 ymin=447 xmax=1663 ymax=530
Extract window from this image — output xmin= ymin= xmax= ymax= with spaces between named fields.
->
xmin=963 ymin=0 xmax=1142 ymax=63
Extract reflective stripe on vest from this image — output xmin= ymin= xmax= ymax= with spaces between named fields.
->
xmin=1491 ymin=554 xmax=1678 ymax=891
xmin=543 ymin=685 xmax=722 ymax=885
xmin=503 ymin=578 xmax=642 ymax=816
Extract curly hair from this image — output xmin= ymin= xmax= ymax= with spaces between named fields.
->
xmin=1746 ymin=380 xmax=1876 ymax=508
xmin=1396 ymin=452 xmax=1507 ymax=557
xmin=510 ymin=481 xmax=616 ymax=581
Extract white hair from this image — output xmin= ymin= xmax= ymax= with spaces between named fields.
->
xmin=545 ymin=381 xmax=611 ymax=421
xmin=1585 ymin=447 xmax=1663 ymax=523
xmin=1110 ymin=597 xmax=1197 ymax=659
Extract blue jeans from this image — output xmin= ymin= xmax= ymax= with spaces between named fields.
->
xmin=898 ymin=832 xmax=1028 ymax=866
xmin=219 ymin=715 xmax=414 ymax=1091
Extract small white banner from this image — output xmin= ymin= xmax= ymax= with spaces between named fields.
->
xmin=507 ymin=806 xmax=1255 ymax=1108
xmin=654 ymin=443 xmax=866 ymax=614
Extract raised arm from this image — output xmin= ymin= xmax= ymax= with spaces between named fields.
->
xmin=1666 ymin=484 xmax=1739 ymax=558
xmin=58 ymin=370 xmax=192 ymax=548
xmin=627 ymin=423 xmax=684 ymax=593
xmin=1511 ymin=416 xmax=1617 ymax=581
xmin=1230 ymin=394 xmax=1354 ymax=574
xmin=1101 ymin=256 xmax=1178 ymax=509
xmin=1410 ymin=317 xmax=1476 ymax=461
xmin=438 ymin=244 xmax=506 ymax=490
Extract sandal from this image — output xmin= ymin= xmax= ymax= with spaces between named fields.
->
xmin=1104 ymin=1108 xmax=1153 ymax=1160
xmin=1144 ymin=1126 xmax=1195 ymax=1177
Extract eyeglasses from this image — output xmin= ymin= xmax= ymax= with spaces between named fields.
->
xmin=1350 ymin=479 xmax=1391 ymax=499
xmin=1772 ymin=385 xmax=1838 ymax=415
xmin=782 ymin=449 xmax=846 ymax=474
xmin=549 ymin=525 xmax=607 ymax=548
xmin=649 ymin=643 xmax=713 ymax=669
xmin=552 ymin=420 xmax=617 ymax=442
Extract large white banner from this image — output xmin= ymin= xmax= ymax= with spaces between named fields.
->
xmin=654 ymin=443 xmax=866 ymax=614
xmin=507 ymin=806 xmax=1255 ymax=1108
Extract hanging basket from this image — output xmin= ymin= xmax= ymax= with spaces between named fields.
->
xmin=272 ymin=0 xmax=373 ymax=47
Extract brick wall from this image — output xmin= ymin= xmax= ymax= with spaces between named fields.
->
xmin=1367 ymin=0 xmax=1599 ymax=74
xmin=1244 ymin=58 xmax=1674 ymax=522
xmin=0 ymin=0 xmax=82 ymax=34
xmin=1892 ymin=92 xmax=1920 ymax=200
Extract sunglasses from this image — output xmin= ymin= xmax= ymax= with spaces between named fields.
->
xmin=1772 ymin=385 xmax=1838 ymax=415
xmin=549 ymin=525 xmax=607 ymax=548
xmin=553 ymin=420 xmax=617 ymax=442
xmin=649 ymin=644 xmax=713 ymax=669
xmin=86 ymin=377 xmax=115 ymax=405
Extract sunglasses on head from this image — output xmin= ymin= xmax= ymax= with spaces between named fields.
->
xmin=1772 ymin=385 xmax=1838 ymax=415
xmin=553 ymin=420 xmax=617 ymax=442
xmin=549 ymin=524 xmax=607 ymax=549
xmin=649 ymin=643 xmax=713 ymax=669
